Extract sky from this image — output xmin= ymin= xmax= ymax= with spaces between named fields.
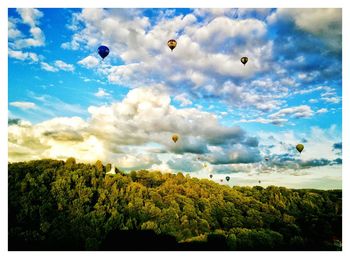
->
xmin=8 ymin=8 xmax=342 ymax=189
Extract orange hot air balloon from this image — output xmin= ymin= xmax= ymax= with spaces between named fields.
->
xmin=172 ymin=134 xmax=179 ymax=143
xmin=167 ymin=39 xmax=177 ymax=51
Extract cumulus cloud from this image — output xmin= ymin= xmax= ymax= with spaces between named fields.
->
xmin=8 ymin=86 xmax=260 ymax=167
xmin=54 ymin=60 xmax=75 ymax=72
xmin=8 ymin=49 xmax=39 ymax=63
xmin=269 ymin=105 xmax=313 ymax=119
xmin=11 ymin=8 xmax=45 ymax=49
xmin=62 ymin=8 xmax=276 ymax=111
xmin=268 ymin=8 xmax=341 ymax=51
xmin=40 ymin=62 xmax=58 ymax=72
xmin=94 ymin=88 xmax=110 ymax=97
xmin=78 ymin=55 xmax=100 ymax=68
xmin=174 ymin=93 xmax=192 ymax=107
xmin=40 ymin=60 xmax=75 ymax=72
xmin=322 ymin=96 xmax=341 ymax=104
xmin=316 ymin=108 xmax=328 ymax=114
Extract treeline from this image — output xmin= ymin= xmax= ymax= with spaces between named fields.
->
xmin=8 ymin=158 xmax=342 ymax=251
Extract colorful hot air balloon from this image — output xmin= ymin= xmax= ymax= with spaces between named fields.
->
xmin=296 ymin=144 xmax=304 ymax=153
xmin=226 ymin=176 xmax=230 ymax=182
xmin=167 ymin=39 xmax=177 ymax=51
xmin=172 ymin=134 xmax=179 ymax=143
xmin=240 ymin=56 xmax=248 ymax=65
xmin=98 ymin=45 xmax=110 ymax=60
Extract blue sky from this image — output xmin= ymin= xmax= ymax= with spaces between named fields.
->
xmin=8 ymin=8 xmax=342 ymax=189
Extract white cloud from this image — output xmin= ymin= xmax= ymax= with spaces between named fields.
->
xmin=40 ymin=62 xmax=58 ymax=72
xmin=239 ymin=117 xmax=288 ymax=126
xmin=54 ymin=60 xmax=75 ymax=72
xmin=174 ymin=93 xmax=192 ymax=107
xmin=322 ymin=96 xmax=341 ymax=104
xmin=10 ymin=101 xmax=37 ymax=109
xmin=12 ymin=9 xmax=45 ymax=49
xmin=316 ymin=108 xmax=328 ymax=114
xmin=16 ymin=8 xmax=43 ymax=27
xmin=8 ymin=18 xmax=23 ymax=39
xmin=40 ymin=60 xmax=75 ymax=72
xmin=268 ymin=8 xmax=341 ymax=51
xmin=94 ymin=88 xmax=110 ymax=97
xmin=8 ymin=49 xmax=39 ymax=62
xmin=8 ymin=86 xmax=258 ymax=165
xmin=269 ymin=105 xmax=314 ymax=119
xmin=78 ymin=55 xmax=100 ymax=68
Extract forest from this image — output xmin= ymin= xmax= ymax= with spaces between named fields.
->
xmin=8 ymin=158 xmax=342 ymax=251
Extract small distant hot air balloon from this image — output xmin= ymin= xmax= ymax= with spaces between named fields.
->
xmin=98 ymin=45 xmax=110 ymax=60
xmin=220 ymin=179 xmax=223 ymax=182
xmin=203 ymin=163 xmax=207 ymax=168
xmin=172 ymin=134 xmax=179 ymax=143
xmin=209 ymin=174 xmax=213 ymax=179
xmin=226 ymin=176 xmax=230 ymax=182
xmin=258 ymin=180 xmax=261 ymax=184
xmin=265 ymin=157 xmax=269 ymax=161
xmin=167 ymin=39 xmax=177 ymax=51
xmin=296 ymin=144 xmax=304 ymax=153
xmin=240 ymin=57 xmax=248 ymax=65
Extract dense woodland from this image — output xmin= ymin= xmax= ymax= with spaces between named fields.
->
xmin=8 ymin=158 xmax=342 ymax=251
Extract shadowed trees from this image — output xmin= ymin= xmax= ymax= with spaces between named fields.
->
xmin=8 ymin=159 xmax=342 ymax=251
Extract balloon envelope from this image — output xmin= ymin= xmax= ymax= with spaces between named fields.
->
xmin=226 ymin=176 xmax=230 ymax=182
xmin=241 ymin=57 xmax=248 ymax=65
xmin=296 ymin=144 xmax=304 ymax=153
xmin=209 ymin=174 xmax=213 ymax=178
xmin=98 ymin=45 xmax=110 ymax=59
xmin=172 ymin=134 xmax=179 ymax=143
xmin=167 ymin=39 xmax=177 ymax=51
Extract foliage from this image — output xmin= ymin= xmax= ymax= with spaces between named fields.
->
xmin=8 ymin=159 xmax=342 ymax=251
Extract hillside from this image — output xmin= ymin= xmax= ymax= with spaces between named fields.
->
xmin=8 ymin=158 xmax=342 ymax=251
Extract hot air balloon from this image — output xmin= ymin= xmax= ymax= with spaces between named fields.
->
xmin=240 ymin=57 xmax=248 ymax=65
xmin=203 ymin=163 xmax=207 ymax=168
xmin=220 ymin=179 xmax=223 ymax=182
xmin=172 ymin=134 xmax=179 ymax=143
xmin=98 ymin=45 xmax=110 ymax=60
xmin=265 ymin=157 xmax=269 ymax=161
xmin=167 ymin=39 xmax=177 ymax=51
xmin=258 ymin=180 xmax=261 ymax=184
xmin=296 ymin=144 xmax=304 ymax=153
xmin=209 ymin=174 xmax=213 ymax=178
xmin=226 ymin=176 xmax=230 ymax=182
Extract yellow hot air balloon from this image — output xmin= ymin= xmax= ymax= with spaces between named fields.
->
xmin=296 ymin=144 xmax=304 ymax=153
xmin=241 ymin=57 xmax=248 ymax=65
xmin=172 ymin=134 xmax=179 ymax=143
xmin=167 ymin=39 xmax=177 ymax=51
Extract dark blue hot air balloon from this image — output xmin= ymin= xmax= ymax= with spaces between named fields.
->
xmin=98 ymin=45 xmax=110 ymax=60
